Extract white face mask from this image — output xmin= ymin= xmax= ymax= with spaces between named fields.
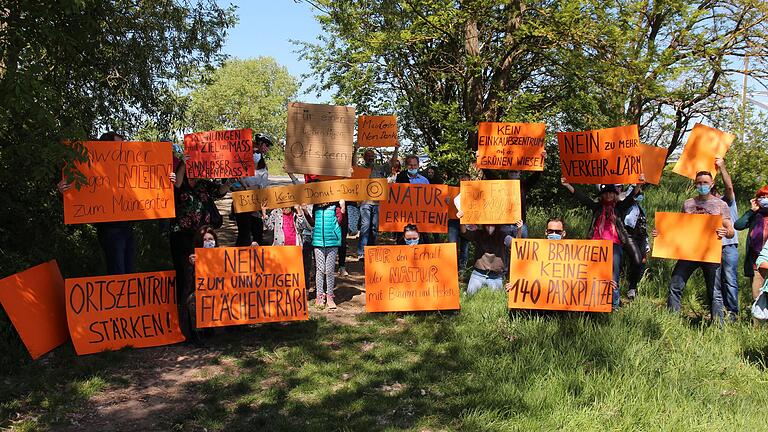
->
xmin=203 ymin=239 xmax=216 ymax=249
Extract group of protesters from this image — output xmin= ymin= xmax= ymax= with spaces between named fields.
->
xmin=59 ymin=132 xmax=768 ymax=337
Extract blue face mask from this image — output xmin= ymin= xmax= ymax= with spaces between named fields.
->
xmin=696 ymin=184 xmax=711 ymax=196
xmin=546 ymin=233 xmax=562 ymax=241
xmin=407 ymin=168 xmax=419 ymax=176
xmin=405 ymin=238 xmax=419 ymax=246
xmin=635 ymin=194 xmax=644 ymax=202
xmin=203 ymin=240 xmax=216 ymax=249
xmin=758 ymin=197 xmax=768 ymax=208
xmin=253 ymin=153 xmax=262 ymax=164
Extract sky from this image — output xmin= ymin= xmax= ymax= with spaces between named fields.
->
xmin=218 ymin=0 xmax=331 ymax=103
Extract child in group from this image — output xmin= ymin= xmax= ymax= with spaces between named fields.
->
xmin=313 ymin=199 xmax=346 ymax=310
xmin=403 ymin=224 xmax=420 ymax=245
xmin=184 ymin=225 xmax=219 ymax=342
xmin=260 ymin=202 xmax=311 ymax=246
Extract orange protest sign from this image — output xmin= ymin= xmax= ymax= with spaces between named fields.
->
xmin=507 ymin=239 xmax=614 ymax=312
xmin=285 ymin=102 xmax=356 ymax=176
xmin=639 ymin=143 xmax=667 ymax=185
xmin=183 ymin=128 xmax=254 ymax=178
xmin=477 ymin=122 xmax=546 ymax=170
xmin=558 ymin=124 xmax=642 ymax=184
xmin=63 ymin=141 xmax=175 ymax=224
xmin=379 ymin=184 xmax=450 ymax=233
xmin=64 ymin=271 xmax=184 ymax=355
xmin=447 ymin=186 xmax=460 ymax=219
xmin=673 ymin=123 xmax=734 ymax=180
xmin=0 ymin=261 xmax=68 ymax=359
xmin=459 ymin=180 xmax=522 ymax=224
xmin=232 ymin=178 xmax=388 ymax=212
xmin=317 ymin=166 xmax=372 ymax=181
xmin=364 ymin=244 xmax=460 ymax=313
xmin=651 ymin=212 xmax=723 ymax=263
xmin=358 ymin=115 xmax=398 ymax=147
xmin=194 ymin=246 xmax=308 ymax=327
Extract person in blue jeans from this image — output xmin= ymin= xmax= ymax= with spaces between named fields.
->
xmin=356 ymin=149 xmax=391 ymax=261
xmin=461 ymin=223 xmax=514 ymax=295
xmin=712 ymin=157 xmax=740 ymax=321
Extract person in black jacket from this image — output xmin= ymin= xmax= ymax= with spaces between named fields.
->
xmin=621 ymin=185 xmax=649 ymax=301
xmin=561 ymin=178 xmax=642 ymax=310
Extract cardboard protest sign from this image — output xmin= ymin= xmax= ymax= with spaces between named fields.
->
xmin=317 ymin=166 xmax=372 ymax=181
xmin=364 ymin=244 xmax=460 ymax=313
xmin=232 ymin=178 xmax=388 ymax=212
xmin=673 ymin=123 xmax=734 ymax=180
xmin=558 ymin=124 xmax=642 ymax=184
xmin=358 ymin=115 xmax=398 ymax=147
xmin=459 ymin=180 xmax=522 ymax=224
xmin=651 ymin=212 xmax=723 ymax=263
xmin=379 ymin=184 xmax=450 ymax=233
xmin=639 ymin=143 xmax=667 ymax=185
xmin=183 ymin=128 xmax=254 ymax=178
xmin=0 ymin=261 xmax=68 ymax=359
xmin=195 ymin=246 xmax=308 ymax=327
xmin=476 ymin=122 xmax=546 ymax=170
xmin=447 ymin=186 xmax=460 ymax=220
xmin=285 ymin=102 xmax=356 ymax=176
xmin=64 ymin=271 xmax=184 ymax=355
xmin=63 ymin=141 xmax=175 ymax=224
xmin=507 ymin=239 xmax=614 ymax=312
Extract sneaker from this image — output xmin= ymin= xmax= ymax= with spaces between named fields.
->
xmin=357 ymin=254 xmax=364 ymax=262
xmin=338 ymin=267 xmax=349 ymax=277
xmin=627 ymin=289 xmax=637 ymax=300
xmin=326 ymin=294 xmax=337 ymax=310
xmin=315 ymin=293 xmax=325 ymax=308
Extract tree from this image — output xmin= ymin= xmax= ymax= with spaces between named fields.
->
xmin=297 ymin=0 xmax=768 ymax=178
xmin=185 ymin=57 xmax=300 ymax=144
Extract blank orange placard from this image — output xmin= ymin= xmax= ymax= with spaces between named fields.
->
xmin=673 ymin=123 xmax=733 ymax=180
xmin=0 ymin=261 xmax=69 ymax=359
xmin=364 ymin=244 xmax=459 ymax=313
xmin=639 ymin=143 xmax=668 ymax=185
xmin=507 ymin=239 xmax=613 ymax=312
xmin=651 ymin=212 xmax=723 ymax=263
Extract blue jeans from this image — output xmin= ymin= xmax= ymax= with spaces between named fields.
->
xmin=466 ymin=269 xmax=504 ymax=295
xmin=716 ymin=244 xmax=739 ymax=318
xmin=447 ymin=219 xmax=470 ymax=269
xmin=347 ymin=203 xmax=360 ymax=236
xmin=97 ymin=224 xmax=135 ymax=275
xmin=668 ymin=259 xmax=723 ymax=323
xmin=357 ymin=203 xmax=379 ymax=257
xmin=611 ymin=244 xmax=622 ymax=310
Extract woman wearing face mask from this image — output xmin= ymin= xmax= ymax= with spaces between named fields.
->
xmin=402 ymin=224 xmax=420 ymax=245
xmin=561 ymin=178 xmax=642 ymax=310
xmin=183 ymin=226 xmax=219 ymax=342
xmin=735 ymin=185 xmax=768 ymax=301
xmin=233 ymin=134 xmax=271 ymax=246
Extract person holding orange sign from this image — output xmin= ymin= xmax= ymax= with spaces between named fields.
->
xmin=461 ymin=223 xmax=517 ymax=295
xmin=654 ymin=170 xmax=735 ymax=323
xmin=560 ymin=178 xmax=642 ymax=310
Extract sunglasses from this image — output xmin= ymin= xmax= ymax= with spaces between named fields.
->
xmin=546 ymin=229 xmax=564 ymax=235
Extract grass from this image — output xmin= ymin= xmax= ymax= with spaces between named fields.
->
xmin=3 ymin=168 xmax=768 ymax=430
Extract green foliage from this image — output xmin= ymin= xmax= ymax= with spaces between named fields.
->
xmin=0 ymin=0 xmax=236 ymax=366
xmin=185 ymin=57 xmax=300 ymax=144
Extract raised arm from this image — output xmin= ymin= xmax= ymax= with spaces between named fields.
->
xmin=715 ymin=157 xmax=735 ymax=204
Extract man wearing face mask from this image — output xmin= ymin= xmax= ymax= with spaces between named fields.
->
xmin=656 ymin=170 xmax=735 ymax=323
xmin=622 ymin=184 xmax=650 ymax=301
xmin=395 ymin=155 xmax=430 ymax=185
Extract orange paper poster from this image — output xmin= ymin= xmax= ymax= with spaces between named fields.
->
xmin=364 ymin=244 xmax=460 ymax=313
xmin=379 ymin=184 xmax=450 ymax=233
xmin=639 ymin=143 xmax=668 ymax=185
xmin=183 ymin=128 xmax=254 ymax=178
xmin=232 ymin=178 xmax=388 ymax=212
xmin=63 ymin=141 xmax=175 ymax=224
xmin=477 ymin=122 xmax=546 ymax=170
xmin=64 ymin=271 xmax=184 ymax=355
xmin=317 ymin=166 xmax=372 ymax=181
xmin=459 ymin=180 xmax=522 ymax=224
xmin=558 ymin=124 xmax=642 ymax=184
xmin=358 ymin=115 xmax=398 ymax=147
xmin=195 ymin=246 xmax=308 ymax=327
xmin=507 ymin=239 xmax=614 ymax=312
xmin=651 ymin=212 xmax=723 ymax=263
xmin=673 ymin=124 xmax=734 ymax=180
xmin=0 ymin=261 xmax=69 ymax=359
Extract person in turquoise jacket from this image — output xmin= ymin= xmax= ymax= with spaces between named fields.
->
xmin=313 ymin=199 xmax=345 ymax=310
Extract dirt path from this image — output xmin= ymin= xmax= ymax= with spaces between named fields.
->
xmin=56 ymin=177 xmax=371 ymax=431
